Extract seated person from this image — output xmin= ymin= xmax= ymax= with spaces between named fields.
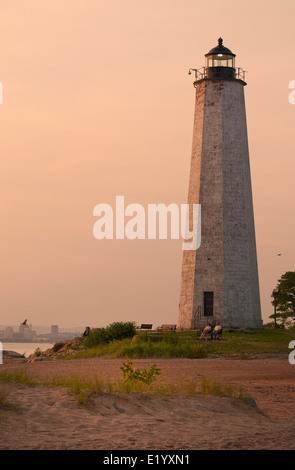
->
xmin=83 ymin=326 xmax=90 ymax=337
xmin=210 ymin=322 xmax=222 ymax=340
xmin=200 ymin=322 xmax=212 ymax=339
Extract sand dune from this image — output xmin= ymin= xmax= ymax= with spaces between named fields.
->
xmin=0 ymin=356 xmax=295 ymax=450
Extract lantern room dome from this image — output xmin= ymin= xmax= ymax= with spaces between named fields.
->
xmin=205 ymin=37 xmax=235 ymax=57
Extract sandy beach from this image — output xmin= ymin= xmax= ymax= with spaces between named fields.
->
xmin=0 ymin=355 xmax=295 ymax=450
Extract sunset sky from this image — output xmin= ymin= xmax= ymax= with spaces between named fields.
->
xmin=0 ymin=0 xmax=294 ymax=328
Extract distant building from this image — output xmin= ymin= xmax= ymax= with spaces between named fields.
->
xmin=23 ymin=328 xmax=36 ymax=340
xmin=19 ymin=322 xmax=29 ymax=335
xmin=19 ymin=321 xmax=36 ymax=340
xmin=0 ymin=327 xmax=14 ymax=339
xmin=50 ymin=325 xmax=59 ymax=339
xmin=4 ymin=327 xmax=14 ymax=339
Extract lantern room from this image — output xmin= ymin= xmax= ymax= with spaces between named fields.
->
xmin=205 ymin=37 xmax=236 ymax=80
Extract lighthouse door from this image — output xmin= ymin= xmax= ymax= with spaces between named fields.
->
xmin=203 ymin=292 xmax=214 ymax=317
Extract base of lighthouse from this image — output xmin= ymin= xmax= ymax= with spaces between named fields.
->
xmin=177 ymin=78 xmax=262 ymax=330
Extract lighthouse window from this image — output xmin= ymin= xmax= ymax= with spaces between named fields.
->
xmin=203 ymin=292 xmax=214 ymax=316
xmin=207 ymin=54 xmax=235 ymax=69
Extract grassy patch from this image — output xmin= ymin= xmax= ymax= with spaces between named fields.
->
xmin=205 ymin=328 xmax=294 ymax=356
xmin=200 ymin=377 xmax=260 ymax=410
xmin=201 ymin=377 xmax=234 ymax=397
xmin=63 ymin=327 xmax=295 ymax=360
xmin=0 ymin=386 xmax=10 ymax=407
xmin=64 ymin=336 xmax=207 ymax=360
xmin=0 ymin=370 xmax=37 ymax=386
xmin=49 ymin=376 xmax=199 ymax=407
xmin=200 ymin=377 xmax=248 ymax=399
xmin=0 ymin=384 xmax=22 ymax=418
xmin=0 ymin=369 xmax=261 ymax=414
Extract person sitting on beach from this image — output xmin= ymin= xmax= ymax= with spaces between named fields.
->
xmin=210 ymin=322 xmax=222 ymax=340
xmin=200 ymin=323 xmax=212 ymax=339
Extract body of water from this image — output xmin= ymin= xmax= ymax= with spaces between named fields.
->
xmin=1 ymin=342 xmax=54 ymax=357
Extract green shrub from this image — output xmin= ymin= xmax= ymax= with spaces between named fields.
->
xmin=34 ymin=347 xmax=42 ymax=357
xmin=120 ymin=358 xmax=161 ymax=385
xmin=84 ymin=328 xmax=110 ymax=347
xmin=107 ymin=322 xmax=137 ymax=341
xmin=84 ymin=322 xmax=137 ymax=348
xmin=263 ymin=322 xmax=285 ymax=330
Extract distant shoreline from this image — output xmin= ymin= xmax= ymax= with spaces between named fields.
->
xmin=1 ymin=342 xmax=55 ymax=358
xmin=0 ymin=339 xmax=55 ymax=344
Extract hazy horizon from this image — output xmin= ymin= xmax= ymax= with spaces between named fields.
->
xmin=0 ymin=324 xmax=85 ymax=334
xmin=0 ymin=0 xmax=294 ymax=329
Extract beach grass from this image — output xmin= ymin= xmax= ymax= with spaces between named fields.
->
xmin=200 ymin=376 xmax=262 ymax=411
xmin=0 ymin=383 xmax=22 ymax=417
xmin=0 ymin=385 xmax=10 ymax=407
xmin=0 ymin=370 xmax=37 ymax=386
xmin=0 ymin=369 xmax=197 ymax=406
xmin=0 ymin=368 xmax=257 ymax=412
xmin=201 ymin=376 xmax=246 ymax=398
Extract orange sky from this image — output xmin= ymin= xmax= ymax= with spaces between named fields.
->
xmin=0 ymin=0 xmax=294 ymax=328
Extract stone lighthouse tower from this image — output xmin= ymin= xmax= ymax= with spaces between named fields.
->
xmin=177 ymin=38 xmax=262 ymax=330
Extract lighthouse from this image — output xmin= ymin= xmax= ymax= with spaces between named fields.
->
xmin=177 ymin=38 xmax=262 ymax=330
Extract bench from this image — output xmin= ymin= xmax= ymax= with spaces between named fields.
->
xmin=139 ymin=324 xmax=153 ymax=330
xmin=158 ymin=324 xmax=177 ymax=332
